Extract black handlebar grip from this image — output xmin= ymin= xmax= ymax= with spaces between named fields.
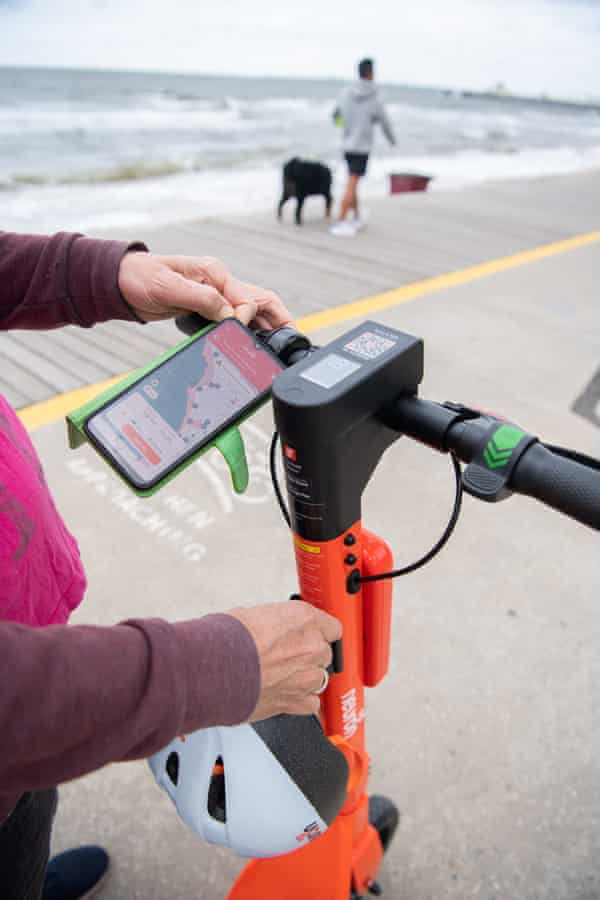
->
xmin=175 ymin=313 xmax=212 ymax=335
xmin=511 ymin=443 xmax=600 ymax=531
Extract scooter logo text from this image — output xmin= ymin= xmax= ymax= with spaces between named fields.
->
xmin=340 ymin=687 xmax=365 ymax=739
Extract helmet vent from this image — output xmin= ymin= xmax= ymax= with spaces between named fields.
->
xmin=165 ymin=751 xmax=179 ymax=786
xmin=207 ymin=756 xmax=226 ymax=823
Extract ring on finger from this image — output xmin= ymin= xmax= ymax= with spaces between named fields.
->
xmin=312 ymin=666 xmax=330 ymax=696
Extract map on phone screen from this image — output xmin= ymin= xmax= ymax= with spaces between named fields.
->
xmin=85 ymin=320 xmax=283 ymax=488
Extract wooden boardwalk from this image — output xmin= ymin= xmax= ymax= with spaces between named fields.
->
xmin=3 ymin=169 xmax=599 ymax=408
xmin=16 ymin=171 xmax=600 ymax=900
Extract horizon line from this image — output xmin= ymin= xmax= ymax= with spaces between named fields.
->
xmin=0 ymin=62 xmax=439 ymax=92
xmin=0 ymin=63 xmax=592 ymax=106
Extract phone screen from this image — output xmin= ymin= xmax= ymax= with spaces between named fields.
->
xmin=84 ymin=319 xmax=284 ymax=489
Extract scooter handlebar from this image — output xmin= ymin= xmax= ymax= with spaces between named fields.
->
xmin=390 ymin=395 xmax=600 ymax=532
xmin=175 ymin=313 xmax=212 ymax=335
xmin=510 ymin=442 xmax=600 ymax=531
xmin=175 ymin=313 xmax=317 ymax=367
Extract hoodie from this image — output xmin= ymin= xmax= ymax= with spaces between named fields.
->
xmin=334 ymin=80 xmax=396 ymax=155
xmin=0 ymin=232 xmax=260 ymax=825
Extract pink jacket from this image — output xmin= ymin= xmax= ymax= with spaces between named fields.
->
xmin=0 ymin=394 xmax=86 ymax=625
xmin=0 ymin=230 xmax=142 ymax=627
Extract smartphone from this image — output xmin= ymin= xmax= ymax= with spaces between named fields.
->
xmin=84 ymin=318 xmax=284 ymax=490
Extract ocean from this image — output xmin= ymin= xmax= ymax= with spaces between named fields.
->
xmin=2 ymin=66 xmax=600 ymax=234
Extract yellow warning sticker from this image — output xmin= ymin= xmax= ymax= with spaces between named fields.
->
xmin=295 ymin=539 xmax=321 ymax=554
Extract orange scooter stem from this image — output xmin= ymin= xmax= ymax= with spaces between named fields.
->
xmin=230 ymin=320 xmax=422 ymax=897
xmin=228 ymin=525 xmax=393 ymax=900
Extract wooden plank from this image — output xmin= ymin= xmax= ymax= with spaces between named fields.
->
xmin=53 ymin=325 xmax=143 ymax=371
xmin=170 ymin=223 xmax=428 ymax=298
xmin=59 ymin=324 xmax=172 ymax=367
xmin=177 ymin=212 xmax=526 ymax=280
xmin=174 ymin=222 xmax=389 ymax=295
xmin=0 ymin=375 xmax=29 ymax=408
xmin=0 ymin=352 xmax=57 ymax=406
xmin=0 ymin=335 xmax=80 ymax=394
xmin=105 ymin=320 xmax=178 ymax=352
xmin=13 ymin=331 xmax=110 ymax=385
xmin=4 ymin=173 xmax=598 ymax=410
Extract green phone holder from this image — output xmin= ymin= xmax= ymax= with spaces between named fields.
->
xmin=66 ymin=324 xmax=258 ymax=498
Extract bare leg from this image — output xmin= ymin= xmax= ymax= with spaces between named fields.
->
xmin=338 ymin=175 xmax=359 ymax=221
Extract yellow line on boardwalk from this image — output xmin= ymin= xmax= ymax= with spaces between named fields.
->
xmin=295 ymin=229 xmax=600 ymax=332
xmin=18 ymin=375 xmax=125 ymax=432
xmin=18 ymin=228 xmax=600 ymax=432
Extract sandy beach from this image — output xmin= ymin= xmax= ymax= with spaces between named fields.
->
xmin=10 ymin=170 xmax=600 ymax=899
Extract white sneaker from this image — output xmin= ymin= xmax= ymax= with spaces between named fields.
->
xmin=353 ymin=209 xmax=368 ymax=230
xmin=329 ymin=221 xmax=357 ymax=237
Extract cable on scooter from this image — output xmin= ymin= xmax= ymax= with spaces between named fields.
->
xmin=270 ymin=430 xmax=464 ymax=580
xmin=357 ymin=452 xmax=463 ymax=583
xmin=270 ymin=430 xmax=291 ymax=528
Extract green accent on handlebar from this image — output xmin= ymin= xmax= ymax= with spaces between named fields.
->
xmin=65 ymin=323 xmax=252 ymax=497
xmin=483 ymin=424 xmax=526 ymax=469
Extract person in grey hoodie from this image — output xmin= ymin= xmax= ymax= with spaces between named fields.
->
xmin=330 ymin=58 xmax=396 ymax=236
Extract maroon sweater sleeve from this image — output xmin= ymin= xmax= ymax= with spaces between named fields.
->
xmin=0 ymin=614 xmax=260 ymax=823
xmin=0 ymin=231 xmax=147 ymax=330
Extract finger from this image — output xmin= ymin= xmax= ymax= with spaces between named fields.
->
xmin=221 ymin=282 xmax=291 ymax=328
xmin=254 ymin=293 xmax=294 ymax=329
xmin=252 ymin=311 xmax=287 ymax=331
xmin=155 ymin=255 xmax=228 ymax=290
xmin=233 ymin=300 xmax=258 ymax=326
xmin=290 ymin=656 xmax=330 ymax=696
xmin=316 ymin=641 xmax=333 ymax=670
xmin=158 ymin=269 xmax=234 ymax=321
xmin=301 ymin=633 xmax=333 ymax=669
xmin=287 ymin=695 xmax=321 ymax=717
xmin=158 ymin=258 xmax=293 ymax=328
xmin=312 ymin=609 xmax=343 ymax=644
xmin=307 ymin=666 xmax=328 ymax=695
xmin=252 ymin=309 xmax=295 ymax=332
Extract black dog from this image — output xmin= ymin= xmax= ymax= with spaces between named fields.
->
xmin=278 ymin=157 xmax=333 ymax=225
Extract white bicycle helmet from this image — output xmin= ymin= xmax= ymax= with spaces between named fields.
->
xmin=149 ymin=714 xmax=349 ymax=858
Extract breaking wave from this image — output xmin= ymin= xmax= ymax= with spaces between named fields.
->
xmin=2 ymin=66 xmax=599 ymax=232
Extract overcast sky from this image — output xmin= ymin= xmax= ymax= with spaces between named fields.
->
xmin=0 ymin=0 xmax=598 ymax=98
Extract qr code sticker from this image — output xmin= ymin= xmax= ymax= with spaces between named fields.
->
xmin=344 ymin=331 xmax=396 ymax=360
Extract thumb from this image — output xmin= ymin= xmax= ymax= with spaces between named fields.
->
xmin=160 ymin=269 xmax=235 ymax=321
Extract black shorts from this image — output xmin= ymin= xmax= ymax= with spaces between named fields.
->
xmin=344 ymin=153 xmax=369 ymax=177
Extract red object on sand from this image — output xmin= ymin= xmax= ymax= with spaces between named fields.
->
xmin=389 ymin=173 xmax=432 ymax=194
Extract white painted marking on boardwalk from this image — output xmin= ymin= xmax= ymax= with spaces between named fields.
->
xmin=66 ymin=422 xmax=275 ymax=568
xmin=194 ymin=457 xmax=233 ymax=515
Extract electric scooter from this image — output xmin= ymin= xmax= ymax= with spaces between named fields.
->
xmin=146 ymin=315 xmax=600 ymax=900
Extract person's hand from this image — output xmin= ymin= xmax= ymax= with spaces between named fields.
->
xmin=118 ymin=252 xmax=292 ymax=329
xmin=228 ymin=601 xmax=342 ymax=720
